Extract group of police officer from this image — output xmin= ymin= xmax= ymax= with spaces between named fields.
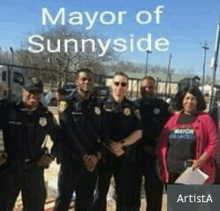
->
xmin=0 ymin=68 xmax=170 ymax=211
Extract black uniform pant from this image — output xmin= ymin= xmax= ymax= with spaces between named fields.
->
xmin=138 ymin=147 xmax=163 ymax=211
xmin=214 ymin=156 xmax=220 ymax=184
xmin=0 ymin=164 xmax=9 ymax=211
xmin=92 ymin=153 xmax=141 ymax=211
xmin=54 ymin=162 xmax=96 ymax=211
xmin=0 ymin=165 xmax=46 ymax=211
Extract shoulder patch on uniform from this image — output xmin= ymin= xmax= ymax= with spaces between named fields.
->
xmin=39 ymin=117 xmax=47 ymax=127
xmin=58 ymin=101 xmax=68 ymax=113
xmin=134 ymin=109 xmax=141 ymax=120
xmin=124 ymin=107 xmax=131 ymax=116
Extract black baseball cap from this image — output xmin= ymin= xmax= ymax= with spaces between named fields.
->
xmin=23 ymin=77 xmax=43 ymax=93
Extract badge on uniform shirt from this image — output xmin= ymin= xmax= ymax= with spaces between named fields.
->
xmin=94 ymin=106 xmax=101 ymax=115
xmin=154 ymin=108 xmax=160 ymax=115
xmin=134 ymin=109 xmax=141 ymax=120
xmin=58 ymin=101 xmax=68 ymax=113
xmin=124 ymin=107 xmax=131 ymax=116
xmin=39 ymin=117 xmax=47 ymax=127
xmin=103 ymin=104 xmax=112 ymax=112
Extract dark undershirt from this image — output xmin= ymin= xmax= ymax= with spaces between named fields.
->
xmin=167 ymin=112 xmax=196 ymax=173
xmin=178 ymin=113 xmax=195 ymax=124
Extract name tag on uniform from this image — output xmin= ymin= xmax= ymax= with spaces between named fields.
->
xmin=103 ymin=104 xmax=113 ymax=112
xmin=71 ymin=112 xmax=83 ymax=115
xmin=8 ymin=121 xmax=22 ymax=125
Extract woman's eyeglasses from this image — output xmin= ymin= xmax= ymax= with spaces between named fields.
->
xmin=114 ymin=81 xmax=127 ymax=87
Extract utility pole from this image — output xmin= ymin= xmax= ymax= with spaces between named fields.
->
xmin=10 ymin=47 xmax=14 ymax=66
xmin=165 ymin=53 xmax=172 ymax=101
xmin=201 ymin=42 xmax=209 ymax=94
xmin=209 ymin=21 xmax=220 ymax=111
xmin=8 ymin=47 xmax=14 ymax=101
xmin=145 ymin=50 xmax=151 ymax=76
xmin=155 ymin=77 xmax=160 ymax=97
xmin=56 ymin=58 xmax=62 ymax=87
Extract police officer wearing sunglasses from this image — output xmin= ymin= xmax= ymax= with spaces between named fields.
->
xmin=0 ymin=77 xmax=61 ymax=211
xmin=135 ymin=76 xmax=170 ymax=211
xmin=93 ymin=72 xmax=142 ymax=211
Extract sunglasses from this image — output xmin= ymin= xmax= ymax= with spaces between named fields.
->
xmin=114 ymin=81 xmax=127 ymax=87
xmin=80 ymin=77 xmax=92 ymax=83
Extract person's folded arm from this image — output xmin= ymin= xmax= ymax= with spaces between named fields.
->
xmin=120 ymin=129 xmax=142 ymax=147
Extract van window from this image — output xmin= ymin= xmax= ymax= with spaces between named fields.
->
xmin=2 ymin=71 xmax=6 ymax=81
xmin=13 ymin=72 xmax=24 ymax=85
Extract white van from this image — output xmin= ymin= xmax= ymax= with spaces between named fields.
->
xmin=0 ymin=65 xmax=25 ymax=101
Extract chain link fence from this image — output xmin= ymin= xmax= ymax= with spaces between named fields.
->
xmin=0 ymin=63 xmax=182 ymax=101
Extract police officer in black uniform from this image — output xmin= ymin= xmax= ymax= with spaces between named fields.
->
xmin=135 ymin=76 xmax=170 ymax=211
xmin=93 ymin=72 xmax=142 ymax=211
xmin=54 ymin=68 xmax=103 ymax=211
xmin=0 ymin=77 xmax=60 ymax=211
